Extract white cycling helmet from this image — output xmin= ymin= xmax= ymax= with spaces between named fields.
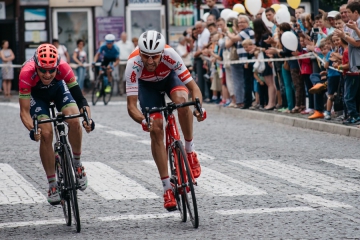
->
xmin=105 ymin=34 xmax=116 ymax=43
xmin=138 ymin=30 xmax=165 ymax=55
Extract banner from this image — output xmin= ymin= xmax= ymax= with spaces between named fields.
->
xmin=95 ymin=17 xmax=124 ymax=48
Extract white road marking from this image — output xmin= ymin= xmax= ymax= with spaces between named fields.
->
xmin=93 ymin=101 xmax=127 ymax=106
xmin=197 ymin=152 xmax=215 ymax=161
xmin=137 ymin=140 xmax=151 ymax=145
xmin=106 ymin=130 xmax=137 ymax=138
xmin=85 ymin=162 xmax=159 ymax=200
xmin=0 ymin=219 xmax=64 ymax=228
xmin=143 ymin=160 xmax=266 ymax=196
xmin=0 ymin=164 xmax=46 ymax=204
xmin=321 ymin=159 xmax=360 ymax=172
xmin=0 ymin=102 xmax=19 ymax=109
xmin=231 ymin=160 xmax=360 ymax=193
xmin=99 ymin=213 xmax=178 ymax=221
xmin=290 ymin=194 xmax=353 ymax=208
xmin=95 ymin=123 xmax=111 ymax=129
xmin=216 ymin=206 xmax=315 ymax=215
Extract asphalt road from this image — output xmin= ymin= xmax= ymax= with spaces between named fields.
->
xmin=1 ymin=98 xmax=360 ymax=239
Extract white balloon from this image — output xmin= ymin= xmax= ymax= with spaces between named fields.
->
xmin=245 ymin=0 xmax=262 ymax=16
xmin=202 ymin=12 xmax=210 ymax=22
xmin=228 ymin=10 xmax=239 ymax=20
xmin=262 ymin=11 xmax=274 ymax=28
xmin=220 ymin=9 xmax=232 ymax=20
xmin=280 ymin=4 xmax=288 ymax=10
xmin=281 ymin=31 xmax=298 ymax=51
xmin=275 ymin=8 xmax=291 ymax=24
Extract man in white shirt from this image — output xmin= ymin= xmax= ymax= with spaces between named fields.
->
xmin=115 ymin=32 xmax=134 ymax=95
xmin=176 ymin=36 xmax=192 ymax=68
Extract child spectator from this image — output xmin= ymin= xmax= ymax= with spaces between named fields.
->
xmin=241 ymin=39 xmax=256 ymax=109
xmin=334 ymin=14 xmax=345 ymax=30
xmin=209 ymin=33 xmax=223 ymax=103
xmin=299 ymin=36 xmax=314 ymax=115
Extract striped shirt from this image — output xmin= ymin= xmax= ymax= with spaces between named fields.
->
xmin=236 ymin=28 xmax=255 ymax=61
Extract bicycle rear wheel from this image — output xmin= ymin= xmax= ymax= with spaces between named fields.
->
xmin=92 ymin=78 xmax=102 ymax=106
xmin=103 ymin=78 xmax=114 ymax=105
xmin=175 ymin=141 xmax=199 ymax=228
xmin=63 ymin=146 xmax=81 ymax=233
xmin=168 ymin=146 xmax=186 ymax=222
xmin=56 ymin=156 xmax=71 ymax=226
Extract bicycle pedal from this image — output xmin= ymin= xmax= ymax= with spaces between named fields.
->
xmin=166 ymin=206 xmax=177 ymax=212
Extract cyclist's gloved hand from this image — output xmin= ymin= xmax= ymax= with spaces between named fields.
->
xmin=29 ymin=128 xmax=41 ymax=141
xmin=82 ymin=119 xmax=95 ymax=133
xmin=193 ymin=108 xmax=207 ymax=122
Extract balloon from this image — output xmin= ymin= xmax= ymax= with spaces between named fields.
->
xmin=271 ymin=4 xmax=281 ymax=12
xmin=280 ymin=4 xmax=288 ymax=10
xmin=245 ymin=0 xmax=261 ymax=15
xmin=262 ymin=11 xmax=274 ymax=28
xmin=228 ymin=10 xmax=239 ymax=20
xmin=233 ymin=4 xmax=245 ymax=14
xmin=220 ymin=9 xmax=232 ymax=20
xmin=202 ymin=12 xmax=210 ymax=22
xmin=287 ymin=0 xmax=301 ymax=9
xmin=275 ymin=8 xmax=291 ymax=24
xmin=281 ymin=31 xmax=299 ymax=51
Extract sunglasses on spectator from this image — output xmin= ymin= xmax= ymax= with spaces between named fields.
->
xmin=37 ymin=68 xmax=57 ymax=74
xmin=141 ymin=53 xmax=162 ymax=61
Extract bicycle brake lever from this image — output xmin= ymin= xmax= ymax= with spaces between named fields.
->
xmin=145 ymin=107 xmax=150 ymax=129
xmin=195 ymin=98 xmax=203 ymax=117
xmin=33 ymin=115 xmax=38 ymax=135
xmin=82 ymin=107 xmax=90 ymax=125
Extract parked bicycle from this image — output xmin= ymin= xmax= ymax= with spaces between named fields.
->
xmin=33 ymin=103 xmax=90 ymax=233
xmin=144 ymin=97 xmax=203 ymax=228
xmin=91 ymin=63 xmax=114 ymax=106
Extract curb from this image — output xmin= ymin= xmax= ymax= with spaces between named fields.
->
xmin=204 ymin=104 xmax=360 ymax=139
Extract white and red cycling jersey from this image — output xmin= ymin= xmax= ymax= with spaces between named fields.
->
xmin=125 ymin=45 xmax=193 ymax=96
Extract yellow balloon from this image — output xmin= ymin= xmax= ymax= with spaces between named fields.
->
xmin=271 ymin=4 xmax=281 ymax=12
xmin=233 ymin=4 xmax=245 ymax=13
xmin=287 ymin=0 xmax=301 ymax=9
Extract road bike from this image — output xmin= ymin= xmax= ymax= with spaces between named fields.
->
xmin=144 ymin=97 xmax=203 ymax=228
xmin=33 ymin=103 xmax=90 ymax=233
xmin=91 ymin=63 xmax=114 ymax=106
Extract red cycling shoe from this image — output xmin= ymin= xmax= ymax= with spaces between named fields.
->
xmin=187 ymin=152 xmax=201 ymax=178
xmin=163 ymin=189 xmax=177 ymax=211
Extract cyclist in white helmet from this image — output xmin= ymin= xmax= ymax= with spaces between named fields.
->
xmin=125 ymin=30 xmax=207 ymax=211
xmin=93 ymin=34 xmax=120 ymax=93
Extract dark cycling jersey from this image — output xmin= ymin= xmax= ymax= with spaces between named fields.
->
xmin=97 ymin=43 xmax=120 ymax=59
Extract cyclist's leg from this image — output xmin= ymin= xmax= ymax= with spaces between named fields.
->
xmin=166 ymin=71 xmax=201 ymax=178
xmin=30 ymin=93 xmax=60 ymax=203
xmin=54 ymin=81 xmax=88 ymax=190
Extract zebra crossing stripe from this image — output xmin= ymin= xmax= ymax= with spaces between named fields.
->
xmin=0 ymin=164 xmax=46 ymax=204
xmin=321 ymin=159 xmax=360 ymax=172
xmin=84 ymin=162 xmax=159 ymax=200
xmin=143 ymin=161 xmax=266 ymax=196
xmin=105 ymin=130 xmax=137 ymax=137
xmin=290 ymin=194 xmax=353 ymax=208
xmin=99 ymin=212 xmax=178 ymax=221
xmin=231 ymin=160 xmax=360 ymax=193
xmin=216 ymin=206 xmax=315 ymax=215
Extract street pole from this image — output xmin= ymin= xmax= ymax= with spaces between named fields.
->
xmin=313 ymin=0 xmax=319 ymax=15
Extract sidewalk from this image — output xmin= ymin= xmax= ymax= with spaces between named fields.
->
xmin=204 ymin=103 xmax=360 ymax=139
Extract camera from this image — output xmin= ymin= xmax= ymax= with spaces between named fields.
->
xmin=313 ymin=27 xmax=319 ymax=33
xmin=227 ymin=21 xmax=233 ymax=28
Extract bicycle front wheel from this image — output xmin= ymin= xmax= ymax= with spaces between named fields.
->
xmin=92 ymin=78 xmax=102 ymax=106
xmin=103 ymin=78 xmax=114 ymax=105
xmin=168 ymin=146 xmax=186 ymax=222
xmin=56 ymin=157 xmax=71 ymax=226
xmin=175 ymin=141 xmax=199 ymax=228
xmin=63 ymin=146 xmax=81 ymax=233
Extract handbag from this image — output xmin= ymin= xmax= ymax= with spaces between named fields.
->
xmin=253 ymin=51 xmax=266 ymax=74
xmin=230 ymin=45 xmax=239 ymax=61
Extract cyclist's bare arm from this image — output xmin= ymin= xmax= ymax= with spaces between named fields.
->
xmin=19 ymin=98 xmax=34 ymax=131
xmin=127 ymin=95 xmax=144 ymax=124
xmin=185 ymin=80 xmax=203 ymax=104
xmin=113 ymin=58 xmax=120 ymax=67
xmin=93 ymin=52 xmax=100 ymax=63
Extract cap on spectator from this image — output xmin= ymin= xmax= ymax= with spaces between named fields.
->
xmin=327 ymin=11 xmax=340 ymax=18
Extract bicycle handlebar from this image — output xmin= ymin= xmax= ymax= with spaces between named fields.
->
xmin=144 ymin=98 xmax=202 ymax=129
xmin=32 ymin=107 xmax=90 ymax=134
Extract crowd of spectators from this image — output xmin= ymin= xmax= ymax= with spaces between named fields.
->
xmin=175 ymin=0 xmax=360 ymax=125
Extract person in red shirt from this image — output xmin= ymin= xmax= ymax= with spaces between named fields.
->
xmin=299 ymin=36 xmax=314 ymax=115
xmin=19 ymin=44 xmax=95 ymax=205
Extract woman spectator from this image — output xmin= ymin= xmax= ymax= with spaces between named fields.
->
xmin=0 ymin=40 xmax=15 ymax=98
xmin=73 ymin=39 xmax=87 ymax=92
xmin=253 ymin=18 xmax=276 ymax=110
xmin=225 ymin=15 xmax=255 ymax=108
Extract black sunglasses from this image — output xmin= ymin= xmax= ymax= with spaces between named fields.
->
xmin=38 ymin=68 xmax=57 ymax=74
